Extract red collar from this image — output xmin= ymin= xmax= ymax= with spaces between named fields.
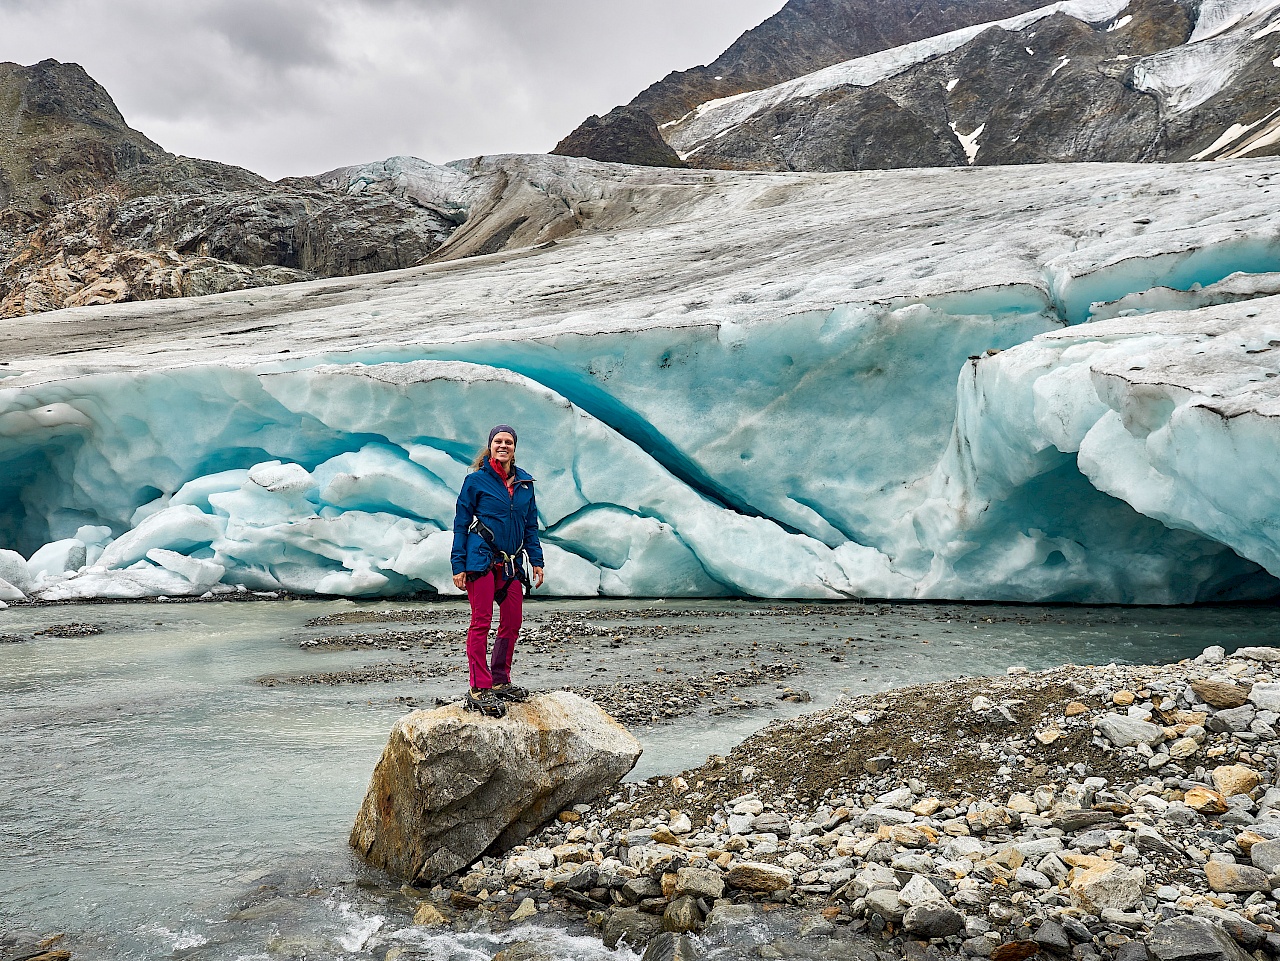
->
xmin=490 ymin=458 xmax=515 ymax=496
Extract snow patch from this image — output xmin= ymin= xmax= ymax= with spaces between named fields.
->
xmin=1107 ymin=14 xmax=1133 ymax=30
xmin=1190 ymin=120 xmax=1267 ymax=159
xmin=1051 ymin=56 xmax=1072 ymax=76
xmin=1222 ymin=112 xmax=1280 ymax=157
xmin=945 ymin=77 xmax=960 ymax=92
xmin=952 ymin=122 xmax=987 ymax=163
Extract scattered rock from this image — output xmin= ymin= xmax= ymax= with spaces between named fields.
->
xmin=1095 ymin=714 xmax=1165 ymax=747
xmin=1145 ymin=915 xmax=1253 ymax=961
xmin=903 ymin=902 xmax=964 ymax=939
xmin=1070 ymin=862 xmax=1142 ymax=912
xmin=412 ymin=902 xmax=449 ymax=926
xmin=1203 ymin=861 xmax=1270 ymax=894
xmin=603 ymin=907 xmax=665 ymax=950
xmin=1184 ymin=787 xmax=1229 ymax=815
xmin=509 ymin=897 xmax=538 ymax=922
xmin=639 ymin=931 xmax=701 ymax=961
xmin=1191 ymin=680 xmax=1251 ymax=709
xmin=1211 ymin=764 xmax=1261 ymax=798
xmin=726 ymin=861 xmax=794 ymax=893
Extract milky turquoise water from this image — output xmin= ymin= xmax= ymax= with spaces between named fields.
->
xmin=2 ymin=598 xmax=1278 ymax=960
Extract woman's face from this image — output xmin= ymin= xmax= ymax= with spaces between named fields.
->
xmin=490 ymin=432 xmax=516 ymax=466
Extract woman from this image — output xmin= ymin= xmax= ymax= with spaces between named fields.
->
xmin=451 ymin=425 xmax=545 ymax=717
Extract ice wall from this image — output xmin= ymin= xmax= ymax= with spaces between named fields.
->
xmin=3 ymin=156 xmax=1280 ymax=603
xmin=2 ymin=292 xmax=1278 ymax=603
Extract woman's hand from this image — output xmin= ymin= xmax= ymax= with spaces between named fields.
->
xmin=452 ymin=572 xmax=467 ymax=591
xmin=532 ymin=567 xmax=545 ymax=589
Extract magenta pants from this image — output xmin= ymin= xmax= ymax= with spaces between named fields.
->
xmin=465 ymin=568 xmax=522 ymax=689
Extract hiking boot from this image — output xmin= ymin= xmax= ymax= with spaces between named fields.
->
xmin=464 ymin=688 xmax=507 ymax=718
xmin=492 ymin=683 xmax=529 ymax=703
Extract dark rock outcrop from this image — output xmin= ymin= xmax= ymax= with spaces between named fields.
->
xmin=551 ymin=106 xmax=686 ymax=168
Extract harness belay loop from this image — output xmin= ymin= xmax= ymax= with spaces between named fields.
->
xmin=469 ymin=517 xmax=533 ymax=601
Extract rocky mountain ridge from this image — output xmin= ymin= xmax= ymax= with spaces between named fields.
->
xmin=555 ymin=0 xmax=1280 ymax=171
xmin=0 ymin=60 xmax=462 ymax=317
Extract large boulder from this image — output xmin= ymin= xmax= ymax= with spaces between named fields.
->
xmin=350 ymin=692 xmax=640 ymax=883
xmin=1145 ymin=916 xmax=1253 ymax=961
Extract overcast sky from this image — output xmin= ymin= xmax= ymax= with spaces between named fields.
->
xmin=0 ymin=0 xmax=785 ymax=180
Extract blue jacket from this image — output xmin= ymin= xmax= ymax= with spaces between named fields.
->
xmin=451 ymin=459 xmax=544 ymax=575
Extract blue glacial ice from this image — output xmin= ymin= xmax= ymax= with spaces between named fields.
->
xmin=1 ymin=155 xmax=1279 ymax=603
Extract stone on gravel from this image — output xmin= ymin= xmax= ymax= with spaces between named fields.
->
xmin=1248 ymin=682 xmax=1280 ymax=712
xmin=413 ymin=902 xmax=449 ymax=926
xmin=1203 ymin=861 xmax=1271 ymax=894
xmin=1185 ymin=787 xmax=1229 ymax=815
xmin=1032 ymin=920 xmax=1071 ymax=951
xmin=726 ymin=861 xmax=794 ymax=892
xmin=1145 ymin=916 xmax=1253 ymax=961
xmin=350 ymin=692 xmax=641 ymax=882
xmin=1191 ymin=680 xmax=1251 ymax=709
xmin=509 ymin=897 xmax=538 ymax=922
xmin=865 ymin=889 xmax=905 ymax=922
xmin=899 ymin=873 xmax=947 ymax=906
xmin=662 ymin=895 xmax=703 ymax=934
xmin=604 ymin=907 xmax=666 ymax=950
xmin=674 ymin=867 xmax=724 ymax=900
xmin=1096 ymin=714 xmax=1165 ymax=747
xmin=1251 ymin=838 xmax=1280 ymax=875
xmin=1211 ymin=764 xmax=1261 ymax=797
xmin=702 ymin=903 xmax=755 ymax=940
xmin=903 ymin=902 xmax=964 ymax=939
xmin=1070 ymin=862 xmax=1142 ymax=912
xmin=1237 ymin=647 xmax=1280 ymax=665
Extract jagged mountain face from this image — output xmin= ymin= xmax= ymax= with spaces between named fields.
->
xmin=0 ymin=60 xmax=463 ymax=318
xmin=672 ymin=0 xmax=1280 ymax=170
xmin=561 ymin=0 xmax=1280 ymax=172
xmin=623 ymin=0 xmax=1051 ymax=127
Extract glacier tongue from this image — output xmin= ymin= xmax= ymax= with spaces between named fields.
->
xmin=2 ymin=156 xmax=1279 ymax=602
xmin=905 ymin=299 xmax=1280 ymax=603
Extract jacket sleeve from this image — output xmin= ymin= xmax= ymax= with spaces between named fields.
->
xmin=524 ymin=486 xmax=544 ymax=568
xmin=451 ymin=476 xmax=477 ymax=575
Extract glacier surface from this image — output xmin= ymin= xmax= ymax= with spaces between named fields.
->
xmin=2 ymin=155 xmax=1279 ymax=602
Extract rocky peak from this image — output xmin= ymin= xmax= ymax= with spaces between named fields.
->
xmin=550 ymin=106 xmax=686 ymax=168
xmin=0 ymin=59 xmax=169 ymax=211
xmin=0 ymin=61 xmax=471 ymax=319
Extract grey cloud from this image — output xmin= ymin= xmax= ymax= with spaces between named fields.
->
xmin=0 ymin=0 xmax=785 ymax=177
xmin=194 ymin=0 xmax=340 ymax=73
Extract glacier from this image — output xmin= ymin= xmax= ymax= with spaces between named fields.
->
xmin=2 ymin=155 xmax=1279 ymax=602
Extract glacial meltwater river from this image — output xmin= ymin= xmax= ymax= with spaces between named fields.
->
xmin=3 ymin=598 xmax=1279 ymax=960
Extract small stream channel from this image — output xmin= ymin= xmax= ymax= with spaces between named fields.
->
xmin=2 ymin=597 xmax=1279 ymax=960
